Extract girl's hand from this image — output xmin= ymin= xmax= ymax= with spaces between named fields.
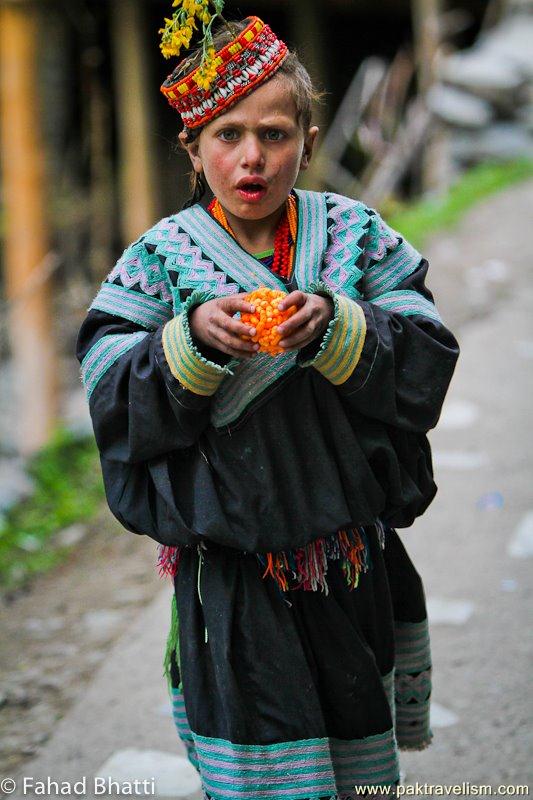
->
xmin=189 ymin=293 xmax=260 ymax=360
xmin=276 ymin=291 xmax=334 ymax=351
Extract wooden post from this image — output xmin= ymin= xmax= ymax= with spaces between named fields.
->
xmin=86 ymin=54 xmax=114 ymax=279
xmin=111 ymin=0 xmax=158 ymax=245
xmin=0 ymin=0 xmax=58 ymax=454
xmin=411 ymin=0 xmax=451 ymax=195
xmin=287 ymin=0 xmax=329 ymax=191
xmin=412 ymin=0 xmax=441 ymax=94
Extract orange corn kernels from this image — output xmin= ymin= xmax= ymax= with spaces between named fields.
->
xmin=240 ymin=288 xmax=297 ymax=356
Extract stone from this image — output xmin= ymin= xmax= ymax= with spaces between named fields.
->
xmin=0 ymin=734 xmax=29 ymax=755
xmin=0 ymin=361 xmax=19 ymax=453
xmin=85 ymin=650 xmax=106 ymax=665
xmin=83 ymin=609 xmax=126 ymax=640
xmin=36 ymin=675 xmax=64 ymax=692
xmin=451 ymin=123 xmax=533 ymax=163
xmin=438 ymin=399 xmax=479 ymax=430
xmin=483 ymin=14 xmax=533 ymax=80
xmin=430 ymin=702 xmax=459 ymax=728
xmin=112 ymin=586 xmax=147 ymax=605
xmin=508 ymin=511 xmax=533 ymax=558
xmin=4 ymin=684 xmax=33 ymax=708
xmin=517 ymin=104 xmax=533 ymax=134
xmin=0 ymin=458 xmax=34 ymax=513
xmin=427 ymin=84 xmax=493 ymax=129
xmin=432 ymin=450 xmax=489 ymax=470
xmin=55 ymin=523 xmax=87 ymax=547
xmin=439 ymin=51 xmax=524 ymax=101
xmin=30 ymin=700 xmax=60 ymax=729
xmin=95 ymin=749 xmax=202 ymax=798
xmin=426 ymin=597 xmax=475 ymax=625
xmin=40 ymin=642 xmax=79 ymax=658
xmin=20 ymin=744 xmax=39 ymax=756
xmin=24 ymin=616 xmax=65 ymax=637
xmin=514 ymin=339 xmax=533 ymax=359
xmin=158 ymin=701 xmax=173 ymax=718
xmin=16 ymin=534 xmax=42 ymax=552
xmin=62 ymin=387 xmax=93 ymax=437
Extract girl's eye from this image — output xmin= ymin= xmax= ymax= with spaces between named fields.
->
xmin=265 ymin=130 xmax=284 ymax=141
xmin=219 ymin=130 xmax=238 ymax=141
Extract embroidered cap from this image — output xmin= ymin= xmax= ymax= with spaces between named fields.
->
xmin=160 ymin=9 xmax=288 ymax=129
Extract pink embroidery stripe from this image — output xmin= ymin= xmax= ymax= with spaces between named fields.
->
xmin=194 ymin=739 xmax=328 ymax=759
xmin=329 ymin=733 xmax=395 ymax=752
xmin=197 ymin=752 xmax=334 ymax=773
xmin=200 ymin=775 xmax=335 ymax=796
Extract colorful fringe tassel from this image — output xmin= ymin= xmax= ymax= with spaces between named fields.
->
xmin=156 ymin=522 xmax=387 ymax=595
xmin=256 ymin=527 xmax=371 ymax=595
xmin=157 ymin=544 xmax=182 ymax=578
xmin=163 ymin=592 xmax=180 ymax=691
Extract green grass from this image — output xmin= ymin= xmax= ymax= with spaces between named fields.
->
xmin=0 ymin=428 xmax=104 ymax=591
xmin=385 ymin=158 xmax=533 ymax=250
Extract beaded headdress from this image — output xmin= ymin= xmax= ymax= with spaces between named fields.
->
xmin=159 ymin=0 xmax=288 ymax=129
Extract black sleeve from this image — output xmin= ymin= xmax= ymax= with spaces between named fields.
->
xmin=76 ymin=264 xmax=238 ymax=547
xmin=337 ymin=260 xmax=459 ymax=432
xmin=76 ymin=302 xmax=235 ymax=464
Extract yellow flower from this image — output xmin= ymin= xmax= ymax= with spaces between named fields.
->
xmin=160 ymin=39 xmax=180 ymax=58
xmin=160 ymin=0 xmax=224 ymax=63
xmin=193 ymin=54 xmax=218 ymax=90
xmin=171 ymin=26 xmax=192 ymax=48
xmin=193 ymin=75 xmax=208 ymax=90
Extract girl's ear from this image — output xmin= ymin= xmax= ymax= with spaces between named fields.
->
xmin=178 ymin=130 xmax=203 ymax=174
xmin=300 ymin=126 xmax=319 ymax=171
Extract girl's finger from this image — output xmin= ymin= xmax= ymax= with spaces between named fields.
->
xmin=276 ymin=305 xmax=313 ymax=337
xmin=217 ymin=314 xmax=258 ymax=338
xmin=220 ymin=295 xmax=256 ymax=315
xmin=212 ymin=329 xmax=259 ymax=356
xmin=279 ymin=326 xmax=316 ymax=349
xmin=277 ymin=291 xmax=306 ymax=311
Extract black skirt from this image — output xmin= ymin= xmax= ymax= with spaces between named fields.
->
xmin=166 ymin=524 xmax=433 ymax=800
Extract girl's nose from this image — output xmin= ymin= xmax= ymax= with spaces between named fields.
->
xmin=240 ymin=135 xmax=265 ymax=168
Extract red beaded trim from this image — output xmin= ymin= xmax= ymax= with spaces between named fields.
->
xmin=271 ymin=209 xmax=292 ymax=279
xmin=160 ymin=17 xmax=288 ymax=129
xmin=207 ymin=195 xmax=296 ymax=280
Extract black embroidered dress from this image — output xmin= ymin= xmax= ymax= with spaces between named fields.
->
xmin=76 ymin=189 xmax=459 ymax=799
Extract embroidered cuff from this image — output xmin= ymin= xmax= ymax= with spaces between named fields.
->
xmin=162 ymin=290 xmax=237 ymax=396
xmin=297 ymin=281 xmax=367 ymax=385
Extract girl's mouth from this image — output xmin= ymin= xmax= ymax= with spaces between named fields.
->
xmin=236 ymin=183 xmax=268 ymax=202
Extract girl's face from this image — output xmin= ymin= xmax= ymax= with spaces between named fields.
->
xmin=179 ymin=75 xmax=319 ymax=224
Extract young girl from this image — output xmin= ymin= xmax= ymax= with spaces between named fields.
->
xmin=77 ymin=7 xmax=459 ymax=799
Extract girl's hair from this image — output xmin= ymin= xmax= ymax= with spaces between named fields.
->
xmin=176 ymin=18 xmax=325 ymax=208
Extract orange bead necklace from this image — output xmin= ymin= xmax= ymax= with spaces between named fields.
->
xmin=207 ymin=193 xmax=298 ymax=280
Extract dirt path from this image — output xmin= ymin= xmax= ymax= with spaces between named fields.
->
xmin=0 ymin=510 xmax=163 ymax=774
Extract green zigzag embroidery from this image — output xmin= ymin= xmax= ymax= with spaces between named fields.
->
xmin=320 ymin=193 xmax=370 ymax=300
xmin=107 ymin=242 xmax=173 ymax=304
xmin=142 ymin=218 xmax=240 ymax=314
